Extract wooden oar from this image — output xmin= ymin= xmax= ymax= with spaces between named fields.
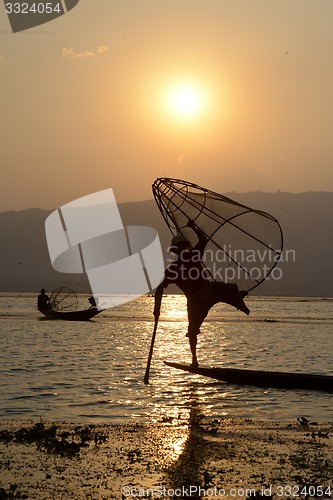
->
xmin=144 ymin=316 xmax=159 ymax=384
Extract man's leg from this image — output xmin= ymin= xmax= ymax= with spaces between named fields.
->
xmin=188 ymin=334 xmax=198 ymax=368
xmin=187 ymin=297 xmax=209 ymax=367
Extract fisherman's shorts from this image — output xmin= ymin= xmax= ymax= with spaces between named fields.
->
xmin=186 ymin=282 xmax=244 ymax=338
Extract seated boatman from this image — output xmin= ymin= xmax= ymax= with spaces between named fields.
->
xmin=154 ymin=218 xmax=250 ymax=367
xmin=37 ymin=288 xmax=50 ymax=311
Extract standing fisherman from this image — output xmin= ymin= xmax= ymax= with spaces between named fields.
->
xmin=154 ymin=219 xmax=249 ymax=367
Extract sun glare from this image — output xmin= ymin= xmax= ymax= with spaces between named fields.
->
xmin=143 ymin=73 xmax=223 ymax=135
xmin=165 ymin=83 xmax=204 ymax=120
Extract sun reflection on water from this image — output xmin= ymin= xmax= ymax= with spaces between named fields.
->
xmin=162 ymin=430 xmax=190 ymax=462
xmin=160 ymin=294 xmax=187 ymax=321
xmin=1 ymin=295 xmax=332 ymax=423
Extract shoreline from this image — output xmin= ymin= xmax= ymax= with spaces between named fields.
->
xmin=0 ymin=417 xmax=332 ymax=499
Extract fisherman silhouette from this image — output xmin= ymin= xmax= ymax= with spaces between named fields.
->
xmin=88 ymin=296 xmax=97 ymax=308
xmin=154 ymin=218 xmax=250 ymax=367
xmin=37 ymin=288 xmax=50 ymax=311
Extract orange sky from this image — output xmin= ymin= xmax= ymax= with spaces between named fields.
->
xmin=1 ymin=1 xmax=333 ymax=210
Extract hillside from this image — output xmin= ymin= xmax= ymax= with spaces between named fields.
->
xmin=0 ymin=192 xmax=332 ymax=296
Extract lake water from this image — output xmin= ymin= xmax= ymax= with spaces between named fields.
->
xmin=0 ymin=294 xmax=332 ymax=423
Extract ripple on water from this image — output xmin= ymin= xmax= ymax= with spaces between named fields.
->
xmin=0 ymin=295 xmax=332 ymax=422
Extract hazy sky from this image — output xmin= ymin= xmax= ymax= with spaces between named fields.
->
xmin=1 ymin=0 xmax=333 ymax=211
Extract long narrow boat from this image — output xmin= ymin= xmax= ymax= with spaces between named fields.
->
xmin=39 ymin=307 xmax=101 ymax=321
xmin=164 ymin=361 xmax=333 ymax=392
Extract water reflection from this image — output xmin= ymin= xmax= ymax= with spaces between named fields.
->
xmin=165 ymin=384 xmax=211 ymax=499
xmin=159 ymin=294 xmax=188 ymax=321
xmin=1 ymin=295 xmax=333 ymax=422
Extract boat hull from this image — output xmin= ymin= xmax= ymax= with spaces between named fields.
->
xmin=164 ymin=361 xmax=333 ymax=392
xmin=39 ymin=307 xmax=101 ymax=321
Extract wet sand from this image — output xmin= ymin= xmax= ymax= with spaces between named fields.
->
xmin=0 ymin=417 xmax=332 ymax=499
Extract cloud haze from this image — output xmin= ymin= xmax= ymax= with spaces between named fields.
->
xmin=62 ymin=45 xmax=108 ymax=59
xmin=0 ymin=1 xmax=332 ymax=210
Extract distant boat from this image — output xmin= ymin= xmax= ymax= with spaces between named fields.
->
xmin=39 ymin=307 xmax=101 ymax=321
xmin=37 ymin=286 xmax=102 ymax=321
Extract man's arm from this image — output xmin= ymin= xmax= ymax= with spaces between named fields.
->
xmin=186 ymin=218 xmax=208 ymax=253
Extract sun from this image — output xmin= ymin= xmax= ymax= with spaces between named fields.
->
xmin=142 ymin=74 xmax=220 ymax=134
xmin=165 ymin=83 xmax=204 ymax=120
